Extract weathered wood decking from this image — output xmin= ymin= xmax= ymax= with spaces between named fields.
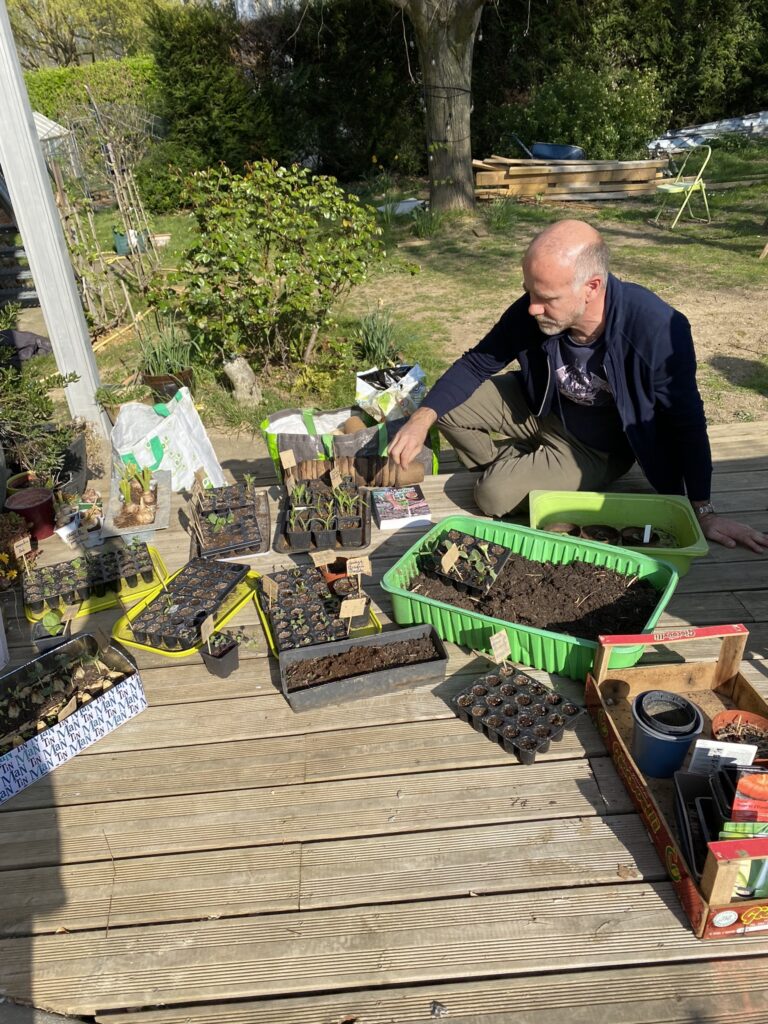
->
xmin=1 ymin=421 xmax=768 ymax=1022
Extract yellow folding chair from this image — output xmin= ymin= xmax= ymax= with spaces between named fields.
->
xmin=653 ymin=145 xmax=712 ymax=229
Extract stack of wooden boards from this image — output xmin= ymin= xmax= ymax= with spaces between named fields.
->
xmin=474 ymin=154 xmax=668 ymax=201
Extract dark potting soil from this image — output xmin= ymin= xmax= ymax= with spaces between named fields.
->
xmin=284 ymin=636 xmax=439 ymax=692
xmin=410 ymin=553 xmax=660 ymax=641
xmin=716 ymin=724 xmax=768 ymax=759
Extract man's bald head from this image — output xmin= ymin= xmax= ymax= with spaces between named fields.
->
xmin=525 ymin=220 xmax=610 ymax=288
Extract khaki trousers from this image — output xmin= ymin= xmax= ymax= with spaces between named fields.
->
xmin=438 ymin=374 xmax=635 ymax=518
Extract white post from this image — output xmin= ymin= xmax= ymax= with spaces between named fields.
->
xmin=0 ymin=0 xmax=109 ymax=436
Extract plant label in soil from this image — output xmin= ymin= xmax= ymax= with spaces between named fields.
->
xmin=13 ymin=535 xmax=32 ymax=559
xmin=261 ymin=575 xmax=279 ymax=605
xmin=310 ymin=550 xmax=334 ymax=567
xmin=440 ymin=543 xmax=460 ymax=572
xmin=329 ymin=466 xmax=342 ymax=488
xmin=346 ymin=556 xmax=372 ymax=577
xmin=61 ymin=603 xmax=81 ymax=623
xmin=489 ymin=629 xmax=511 ymax=664
xmin=200 ymin=614 xmax=215 ymax=644
xmin=340 ymin=597 xmax=367 ymax=619
xmin=280 ymin=449 xmax=297 ymax=470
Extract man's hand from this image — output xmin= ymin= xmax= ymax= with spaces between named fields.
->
xmin=388 ymin=406 xmax=438 ymax=468
xmin=699 ymin=514 xmax=768 ymax=553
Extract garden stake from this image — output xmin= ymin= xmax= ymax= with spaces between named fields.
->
xmin=643 ymin=524 xmax=652 ymax=544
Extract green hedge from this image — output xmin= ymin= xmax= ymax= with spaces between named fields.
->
xmin=25 ymin=56 xmax=159 ymax=122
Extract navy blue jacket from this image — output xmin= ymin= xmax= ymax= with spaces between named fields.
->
xmin=423 ymin=274 xmax=712 ymax=499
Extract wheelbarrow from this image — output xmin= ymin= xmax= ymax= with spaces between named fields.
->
xmin=508 ymin=132 xmax=585 ymax=161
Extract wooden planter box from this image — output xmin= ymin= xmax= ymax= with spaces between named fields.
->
xmin=586 ymin=623 xmax=768 ymax=939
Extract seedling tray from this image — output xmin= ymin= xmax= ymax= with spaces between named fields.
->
xmin=274 ymin=485 xmax=372 ymax=554
xmin=278 ymin=624 xmax=448 ymax=711
xmin=23 ymin=544 xmax=168 ymax=623
xmin=429 ymin=529 xmax=512 ymax=596
xmin=453 ymin=665 xmax=585 ymax=764
xmin=381 ymin=515 xmax=679 ymax=681
xmin=528 ymin=490 xmax=707 ymax=576
xmin=194 ymin=482 xmax=256 ymax=515
xmin=587 ymin=624 xmax=768 ymax=939
xmin=190 ymin=488 xmax=272 ymax=558
xmin=254 ymin=565 xmax=381 ymax=656
xmin=111 ymin=559 xmax=256 ymax=657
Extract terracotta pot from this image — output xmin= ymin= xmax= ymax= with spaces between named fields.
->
xmin=4 ymin=486 xmax=55 ymax=540
xmin=5 ymin=471 xmax=44 ymax=495
xmin=711 ymin=708 xmax=768 ymax=765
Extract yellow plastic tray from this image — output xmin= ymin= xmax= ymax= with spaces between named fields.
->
xmin=24 ymin=546 xmax=169 ymax=623
xmin=254 ymin=580 xmax=382 ymax=658
xmin=111 ymin=568 xmax=260 ymax=658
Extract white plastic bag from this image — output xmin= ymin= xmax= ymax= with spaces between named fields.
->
xmin=355 ymin=364 xmax=426 ymax=422
xmin=111 ymin=388 xmax=225 ymax=492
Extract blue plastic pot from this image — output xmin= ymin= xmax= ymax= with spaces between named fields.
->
xmin=631 ymin=691 xmax=703 ymax=778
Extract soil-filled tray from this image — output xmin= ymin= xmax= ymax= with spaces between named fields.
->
xmin=189 ymin=487 xmax=271 ymax=558
xmin=23 ymin=543 xmax=168 ymax=622
xmin=453 ymin=665 xmax=585 ymax=764
xmin=275 ymin=480 xmax=371 ymax=553
xmin=254 ymin=564 xmax=381 ymax=655
xmin=528 ymin=490 xmax=708 ymax=576
xmin=381 ymin=515 xmax=679 ymax=681
xmin=112 ymin=559 xmax=256 ymax=657
xmin=278 ymin=624 xmax=448 ymax=711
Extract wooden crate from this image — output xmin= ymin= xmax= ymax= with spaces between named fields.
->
xmin=585 ymin=623 xmax=768 ymax=939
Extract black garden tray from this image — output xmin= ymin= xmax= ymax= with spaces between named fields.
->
xmin=189 ymin=488 xmax=272 ymax=559
xmin=274 ymin=487 xmax=372 ymax=554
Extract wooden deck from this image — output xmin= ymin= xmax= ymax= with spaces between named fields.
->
xmin=1 ymin=421 xmax=768 ymax=1022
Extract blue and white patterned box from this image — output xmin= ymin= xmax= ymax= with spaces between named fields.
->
xmin=0 ymin=666 xmax=146 ymax=806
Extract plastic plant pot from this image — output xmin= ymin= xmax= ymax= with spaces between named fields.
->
xmin=630 ymin=691 xmax=703 ymax=778
xmin=5 ymin=486 xmax=56 ymax=540
xmin=579 ymin=524 xmax=621 ymax=545
xmin=637 ymin=690 xmax=701 ymax=735
xmin=31 ymin=620 xmax=68 ymax=652
xmin=711 ymin=709 xmax=768 ymax=765
xmin=338 ymin=516 xmax=363 ymax=546
xmin=200 ymin=635 xmax=240 ymax=678
xmin=542 ymin=522 xmax=580 ymax=536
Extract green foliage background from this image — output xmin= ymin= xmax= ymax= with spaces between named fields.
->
xmin=24 ymin=56 xmax=159 ymax=123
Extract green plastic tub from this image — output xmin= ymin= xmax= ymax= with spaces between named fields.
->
xmin=528 ymin=491 xmax=707 ymax=576
xmin=380 ymin=515 xmax=680 ymax=682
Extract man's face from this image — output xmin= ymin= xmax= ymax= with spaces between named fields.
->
xmin=522 ymin=255 xmax=586 ymax=336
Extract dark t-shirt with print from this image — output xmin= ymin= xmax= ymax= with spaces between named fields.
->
xmin=551 ymin=334 xmax=632 ymax=456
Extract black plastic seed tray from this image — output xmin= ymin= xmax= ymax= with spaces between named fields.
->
xmin=426 ymin=531 xmax=512 ymax=597
xmin=127 ymin=558 xmax=250 ymax=651
xmin=195 ymin=483 xmax=254 ymax=515
xmin=452 ymin=666 xmax=585 ymax=764
xmin=255 ymin=564 xmax=375 ymax=653
xmin=23 ymin=542 xmax=158 ymax=612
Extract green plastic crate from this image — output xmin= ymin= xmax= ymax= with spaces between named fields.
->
xmin=528 ymin=490 xmax=707 ymax=576
xmin=380 ymin=515 xmax=680 ymax=682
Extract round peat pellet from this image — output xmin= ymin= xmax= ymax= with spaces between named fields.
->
xmin=471 ymin=705 xmax=486 ymax=717
xmin=545 ymin=692 xmax=562 ymax=705
xmin=528 ymin=682 xmax=545 ymax=695
xmin=499 ymin=683 xmax=516 ymax=697
xmin=472 ymin=685 xmax=487 ymax=697
xmin=531 ymin=703 xmax=546 ymax=718
xmin=486 ymin=694 xmax=503 ymax=707
xmin=503 ymin=725 xmax=520 ymax=739
xmin=518 ymin=713 xmax=534 ymax=728
xmin=484 ymin=674 xmax=501 ymax=687
xmin=517 ymin=737 xmax=537 ymax=750
xmin=457 ymin=694 xmax=473 ymax=708
xmin=485 ymin=714 xmax=504 ymax=729
xmin=562 ymin=702 xmax=579 ymax=716
xmin=502 ymin=703 xmax=518 ymax=717
xmin=515 ymin=693 xmax=531 ymax=706
xmin=548 ymin=713 xmax=566 ymax=727
xmin=534 ymin=725 xmax=550 ymax=738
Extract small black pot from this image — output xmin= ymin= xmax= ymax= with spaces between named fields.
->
xmin=338 ymin=516 xmax=363 ymax=547
xmin=31 ymin=622 xmax=68 ymax=652
xmin=201 ymin=638 xmax=239 ymax=678
xmin=286 ymin=528 xmax=312 ymax=550
xmin=312 ymin=526 xmax=337 ymax=549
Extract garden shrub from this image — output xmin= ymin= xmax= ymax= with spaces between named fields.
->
xmin=498 ymin=65 xmax=668 ymax=161
xmin=24 ymin=57 xmax=159 ymax=123
xmin=134 ymin=141 xmax=208 ymax=214
xmin=156 ymin=162 xmax=382 ymax=367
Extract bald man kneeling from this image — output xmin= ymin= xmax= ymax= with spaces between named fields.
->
xmin=389 ymin=219 xmax=768 ymax=553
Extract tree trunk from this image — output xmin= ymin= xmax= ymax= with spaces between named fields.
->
xmin=396 ymin=1 xmax=485 ymax=212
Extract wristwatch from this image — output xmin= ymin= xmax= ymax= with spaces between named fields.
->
xmin=693 ymin=501 xmax=716 ymax=518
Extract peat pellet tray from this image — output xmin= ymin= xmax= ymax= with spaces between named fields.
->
xmin=453 ymin=665 xmax=585 ymax=764
xmin=189 ymin=485 xmax=272 ymax=559
xmin=23 ymin=543 xmax=167 ymax=622
xmin=254 ymin=564 xmax=381 ymax=656
xmin=278 ymin=623 xmax=448 ymax=712
xmin=112 ymin=558 xmax=256 ymax=657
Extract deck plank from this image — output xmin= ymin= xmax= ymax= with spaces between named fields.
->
xmin=3 ymin=884 xmax=768 ymax=1015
